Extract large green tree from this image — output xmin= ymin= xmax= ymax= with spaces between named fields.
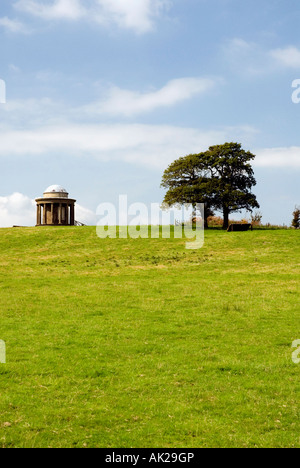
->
xmin=161 ymin=142 xmax=260 ymax=229
xmin=160 ymin=152 xmax=215 ymax=228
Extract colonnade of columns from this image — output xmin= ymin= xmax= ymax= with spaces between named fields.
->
xmin=36 ymin=201 xmax=75 ymax=226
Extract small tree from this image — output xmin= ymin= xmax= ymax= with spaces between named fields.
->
xmin=292 ymin=206 xmax=300 ymax=229
xmin=251 ymin=211 xmax=263 ymax=226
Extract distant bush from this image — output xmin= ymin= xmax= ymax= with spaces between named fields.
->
xmin=208 ymin=216 xmax=250 ymax=227
xmin=253 ymin=224 xmax=288 ymax=230
xmin=251 ymin=211 xmax=263 ymax=226
xmin=207 ymin=213 xmax=289 ymax=230
xmin=207 ymin=216 xmax=223 ymax=227
xmin=292 ymin=206 xmax=300 ymax=229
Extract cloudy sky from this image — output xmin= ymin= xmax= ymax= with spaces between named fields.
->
xmin=0 ymin=0 xmax=299 ymax=227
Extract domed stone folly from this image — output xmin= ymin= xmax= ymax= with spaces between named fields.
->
xmin=36 ymin=185 xmax=76 ymax=226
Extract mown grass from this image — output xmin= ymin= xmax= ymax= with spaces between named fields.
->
xmin=0 ymin=226 xmax=299 ymax=448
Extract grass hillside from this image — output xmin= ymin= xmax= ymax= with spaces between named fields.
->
xmin=0 ymin=227 xmax=299 ymax=448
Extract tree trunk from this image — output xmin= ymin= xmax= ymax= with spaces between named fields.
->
xmin=204 ymin=203 xmax=212 ymax=229
xmin=223 ymin=207 xmax=229 ymax=230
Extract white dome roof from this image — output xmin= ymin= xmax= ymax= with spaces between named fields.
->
xmin=44 ymin=185 xmax=68 ymax=194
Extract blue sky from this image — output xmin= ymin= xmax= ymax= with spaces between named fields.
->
xmin=0 ymin=0 xmax=299 ymax=226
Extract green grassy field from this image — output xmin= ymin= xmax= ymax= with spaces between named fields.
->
xmin=0 ymin=226 xmax=299 ymax=448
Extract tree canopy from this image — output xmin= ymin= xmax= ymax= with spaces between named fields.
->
xmin=161 ymin=142 xmax=260 ymax=229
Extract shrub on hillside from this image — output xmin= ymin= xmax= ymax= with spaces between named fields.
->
xmin=207 ymin=216 xmax=223 ymax=227
xmin=251 ymin=211 xmax=263 ymax=226
xmin=292 ymin=206 xmax=300 ymax=229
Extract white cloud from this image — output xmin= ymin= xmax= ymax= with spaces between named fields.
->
xmin=226 ymin=38 xmax=255 ymax=54
xmin=223 ymin=38 xmax=273 ymax=75
xmin=82 ymin=78 xmax=217 ymax=117
xmin=223 ymin=39 xmax=300 ymax=75
xmin=255 ymin=146 xmax=300 ymax=168
xmin=14 ymin=0 xmax=170 ymax=33
xmin=0 ymin=16 xmax=29 ymax=33
xmin=1 ymin=102 xmax=298 ymax=170
xmin=223 ymin=38 xmax=256 ymax=65
xmin=0 ymin=97 xmax=66 ymax=127
xmin=75 ymin=204 xmax=98 ymax=225
xmin=0 ymin=122 xmax=258 ymax=169
xmin=0 ymin=76 xmax=218 ymax=125
xmin=93 ymin=0 xmax=170 ymax=33
xmin=270 ymin=46 xmax=300 ymax=69
xmin=15 ymin=0 xmax=85 ymax=21
xmin=0 ymin=193 xmax=36 ymax=227
xmin=9 ymin=64 xmax=21 ymax=73
xmin=1 ymin=88 xmax=298 ymax=171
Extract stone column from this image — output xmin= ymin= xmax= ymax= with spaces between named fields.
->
xmin=58 ymin=204 xmax=62 ymax=225
xmin=51 ymin=203 xmax=54 ymax=225
xmin=65 ymin=204 xmax=69 ymax=225
xmin=36 ymin=204 xmax=41 ymax=226
xmin=70 ymin=204 xmax=75 ymax=226
xmin=43 ymin=204 xmax=47 ymax=225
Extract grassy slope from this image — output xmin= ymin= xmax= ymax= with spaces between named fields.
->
xmin=0 ymin=227 xmax=299 ymax=448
